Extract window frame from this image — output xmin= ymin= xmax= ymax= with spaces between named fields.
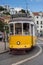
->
xmin=9 ymin=22 xmax=34 ymax=36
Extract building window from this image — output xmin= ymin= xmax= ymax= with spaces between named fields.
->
xmin=40 ymin=30 xmax=42 ymax=36
xmin=37 ymin=21 xmax=39 ymax=24
xmin=40 ymin=21 xmax=42 ymax=24
xmin=37 ymin=16 xmax=38 ymax=18
xmin=41 ymin=26 xmax=42 ymax=28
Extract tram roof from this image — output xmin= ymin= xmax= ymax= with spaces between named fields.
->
xmin=10 ymin=17 xmax=33 ymax=21
xmin=9 ymin=21 xmax=34 ymax=25
xmin=10 ymin=13 xmax=34 ymax=21
xmin=9 ymin=18 xmax=34 ymax=24
xmin=9 ymin=13 xmax=34 ymax=24
xmin=9 ymin=18 xmax=34 ymax=25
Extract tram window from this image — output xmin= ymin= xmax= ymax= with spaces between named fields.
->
xmin=10 ymin=24 xmax=14 ymax=35
xmin=23 ymin=23 xmax=29 ymax=35
xmin=15 ymin=23 xmax=22 ymax=35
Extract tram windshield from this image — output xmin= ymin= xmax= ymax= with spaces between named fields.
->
xmin=9 ymin=23 xmax=30 ymax=35
xmin=15 ymin=23 xmax=22 ymax=35
xmin=10 ymin=24 xmax=14 ymax=35
xmin=23 ymin=23 xmax=29 ymax=35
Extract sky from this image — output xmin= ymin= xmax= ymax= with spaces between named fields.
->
xmin=0 ymin=0 xmax=43 ymax=12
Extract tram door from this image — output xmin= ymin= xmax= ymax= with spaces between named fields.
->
xmin=31 ymin=24 xmax=34 ymax=46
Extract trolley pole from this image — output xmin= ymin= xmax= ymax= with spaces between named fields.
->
xmin=25 ymin=0 xmax=28 ymax=17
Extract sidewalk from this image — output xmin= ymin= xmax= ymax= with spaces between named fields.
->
xmin=0 ymin=41 xmax=9 ymax=54
xmin=38 ymin=37 xmax=43 ymax=41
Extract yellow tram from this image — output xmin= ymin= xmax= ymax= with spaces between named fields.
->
xmin=9 ymin=13 xmax=37 ymax=53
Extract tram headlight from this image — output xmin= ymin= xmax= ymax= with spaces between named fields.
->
xmin=17 ymin=41 xmax=20 ymax=45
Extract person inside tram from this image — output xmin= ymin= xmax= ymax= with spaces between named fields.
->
xmin=15 ymin=28 xmax=22 ymax=35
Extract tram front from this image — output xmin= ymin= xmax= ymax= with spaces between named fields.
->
xmin=9 ymin=17 xmax=37 ymax=52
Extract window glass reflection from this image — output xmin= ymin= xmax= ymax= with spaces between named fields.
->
xmin=10 ymin=24 xmax=14 ymax=35
xmin=23 ymin=23 xmax=30 ymax=35
xmin=15 ymin=23 xmax=22 ymax=35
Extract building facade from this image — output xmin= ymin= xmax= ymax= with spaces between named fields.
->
xmin=10 ymin=8 xmax=16 ymax=15
xmin=33 ymin=12 xmax=43 ymax=36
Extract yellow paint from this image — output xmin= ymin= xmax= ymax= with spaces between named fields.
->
xmin=33 ymin=36 xmax=37 ymax=46
xmin=9 ymin=35 xmax=37 ymax=49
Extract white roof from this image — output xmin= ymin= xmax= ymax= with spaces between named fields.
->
xmin=9 ymin=21 xmax=34 ymax=24
xmin=9 ymin=17 xmax=34 ymax=25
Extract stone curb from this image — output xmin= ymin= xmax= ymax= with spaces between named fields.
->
xmin=37 ymin=37 xmax=43 ymax=40
xmin=38 ymin=38 xmax=43 ymax=41
xmin=0 ymin=50 xmax=9 ymax=54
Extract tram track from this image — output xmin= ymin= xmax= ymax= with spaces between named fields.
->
xmin=12 ymin=44 xmax=42 ymax=65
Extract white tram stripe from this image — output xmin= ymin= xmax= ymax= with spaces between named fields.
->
xmin=12 ymin=44 xmax=42 ymax=65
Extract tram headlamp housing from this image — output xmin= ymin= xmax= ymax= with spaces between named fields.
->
xmin=17 ymin=41 xmax=20 ymax=45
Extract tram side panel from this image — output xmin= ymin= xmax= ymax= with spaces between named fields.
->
xmin=32 ymin=26 xmax=37 ymax=46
